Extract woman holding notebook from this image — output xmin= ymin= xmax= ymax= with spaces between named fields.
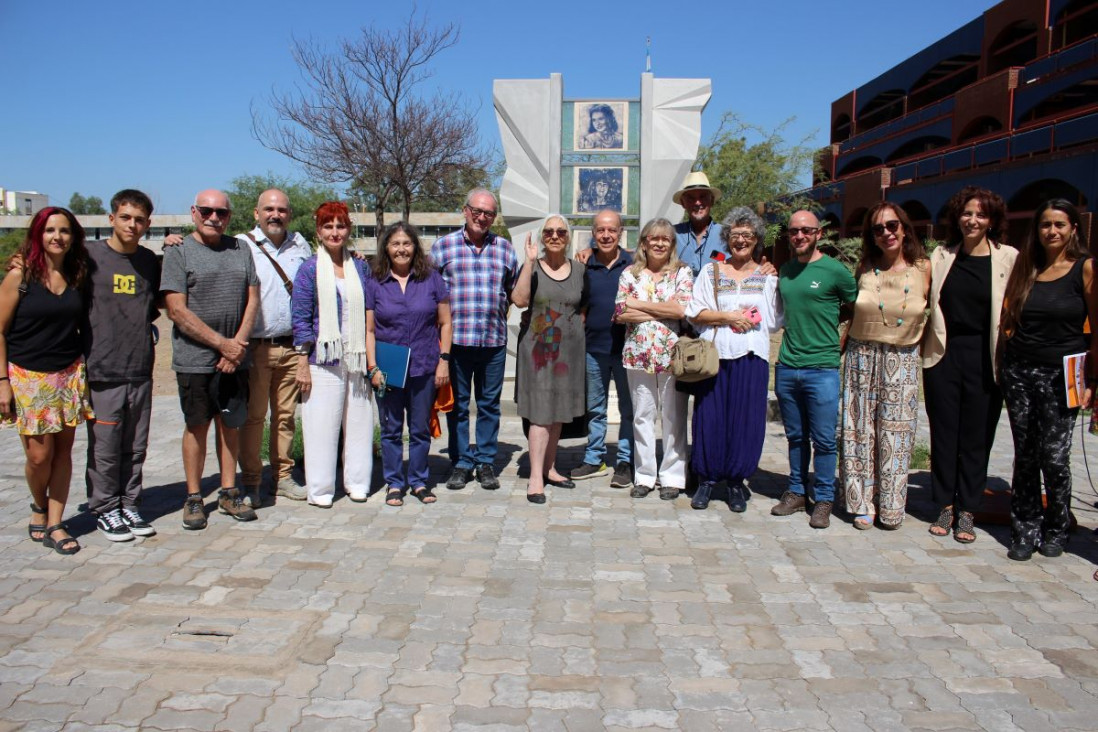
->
xmin=366 ymin=222 xmax=452 ymax=507
xmin=999 ymin=200 xmax=1097 ymax=562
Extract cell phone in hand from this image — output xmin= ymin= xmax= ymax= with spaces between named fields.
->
xmin=744 ymin=306 xmax=762 ymax=325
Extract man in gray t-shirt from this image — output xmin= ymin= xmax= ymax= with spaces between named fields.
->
xmin=161 ymin=189 xmax=260 ymax=530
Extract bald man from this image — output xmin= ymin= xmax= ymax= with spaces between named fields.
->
xmin=236 ymin=189 xmax=312 ymax=506
xmin=570 ymin=210 xmax=635 ymax=487
xmin=771 ymin=210 xmax=857 ymax=529
xmin=162 ymin=189 xmax=260 ymax=529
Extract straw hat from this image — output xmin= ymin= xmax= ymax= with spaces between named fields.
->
xmin=672 ymin=171 xmax=722 ymax=205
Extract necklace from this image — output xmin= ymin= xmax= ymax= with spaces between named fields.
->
xmin=874 ymin=267 xmax=910 ymax=327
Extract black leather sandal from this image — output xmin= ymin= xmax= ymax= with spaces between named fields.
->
xmin=42 ymin=524 xmax=80 ymax=555
xmin=28 ymin=502 xmax=46 ymax=542
xmin=411 ymin=487 xmax=437 ymax=504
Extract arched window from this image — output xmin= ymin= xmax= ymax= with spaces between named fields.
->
xmin=1053 ymin=0 xmax=1098 ymax=50
xmin=832 ymin=114 xmax=852 ymax=143
xmin=908 ymin=55 xmax=980 ymax=111
xmin=957 ymin=115 xmax=1004 ymax=143
xmin=987 ymin=21 xmax=1039 ymax=74
xmin=857 ymin=90 xmax=905 ymax=131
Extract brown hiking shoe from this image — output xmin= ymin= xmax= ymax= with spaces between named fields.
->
xmin=770 ymin=490 xmax=806 ymax=516
xmin=809 ymin=500 xmax=833 ymax=529
xmin=218 ymin=488 xmax=258 ymax=522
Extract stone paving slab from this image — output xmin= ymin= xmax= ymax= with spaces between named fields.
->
xmin=1 ymin=396 xmax=1098 ymax=730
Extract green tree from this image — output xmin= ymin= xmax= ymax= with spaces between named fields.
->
xmin=695 ymin=113 xmax=819 ymax=245
xmin=224 ymin=173 xmax=340 ymax=241
xmin=68 ymin=193 xmax=106 ymax=215
xmin=0 ymin=229 xmax=25 ymax=263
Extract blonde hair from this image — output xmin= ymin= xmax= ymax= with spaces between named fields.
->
xmin=630 ymin=218 xmax=682 ymax=277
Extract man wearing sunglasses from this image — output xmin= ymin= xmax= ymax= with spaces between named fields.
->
xmin=431 ymin=188 xmax=518 ymax=492
xmin=771 ymin=210 xmax=857 ymax=529
xmin=161 ymin=189 xmax=260 ymax=529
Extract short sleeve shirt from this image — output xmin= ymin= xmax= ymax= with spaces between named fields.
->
xmin=83 ymin=240 xmax=161 ymax=382
xmin=777 ymin=255 xmax=857 ymax=369
xmin=365 ymin=270 xmax=450 ymax=378
xmin=160 ymin=234 xmax=259 ymax=374
xmin=674 ymin=221 xmax=726 ymax=276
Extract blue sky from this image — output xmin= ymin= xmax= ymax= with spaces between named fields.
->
xmin=1 ymin=0 xmax=989 ymax=213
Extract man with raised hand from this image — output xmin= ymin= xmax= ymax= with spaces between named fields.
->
xmin=571 ymin=209 xmax=634 ymax=488
xmin=161 ymin=190 xmax=260 ymax=529
xmin=236 ymin=189 xmax=311 ymax=506
xmin=84 ymin=189 xmax=162 ymax=542
xmin=431 ymin=188 xmax=518 ymax=492
xmin=771 ymin=210 xmax=857 ymax=529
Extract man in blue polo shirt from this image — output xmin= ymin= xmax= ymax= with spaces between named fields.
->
xmin=571 ymin=210 xmax=634 ymax=487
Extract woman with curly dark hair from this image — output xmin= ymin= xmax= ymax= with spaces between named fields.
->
xmin=840 ymin=203 xmax=930 ymax=529
xmin=0 ymin=207 xmax=93 ymax=555
xmin=922 ymin=187 xmax=1017 ymax=544
xmin=999 ymin=200 xmax=1097 ymax=561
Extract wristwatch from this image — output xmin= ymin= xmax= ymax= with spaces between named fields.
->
xmin=439 ymin=353 xmax=451 ymax=362
xmin=295 ymin=342 xmax=314 ymax=356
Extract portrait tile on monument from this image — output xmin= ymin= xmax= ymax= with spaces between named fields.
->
xmin=574 ymin=102 xmax=628 ymax=150
xmin=575 ymin=167 xmax=626 ymax=214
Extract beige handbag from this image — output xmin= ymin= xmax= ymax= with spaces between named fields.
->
xmin=670 ymin=264 xmax=720 ymax=383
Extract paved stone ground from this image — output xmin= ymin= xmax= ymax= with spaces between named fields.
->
xmin=3 ymin=396 xmax=1098 ymax=731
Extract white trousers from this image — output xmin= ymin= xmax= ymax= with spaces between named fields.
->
xmin=627 ymin=369 xmax=688 ymax=489
xmin=301 ymin=362 xmax=374 ymax=504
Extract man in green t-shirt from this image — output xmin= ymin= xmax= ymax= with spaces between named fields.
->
xmin=771 ymin=210 xmax=857 ymax=529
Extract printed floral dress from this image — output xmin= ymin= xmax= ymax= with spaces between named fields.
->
xmin=615 ymin=266 xmax=694 ymax=373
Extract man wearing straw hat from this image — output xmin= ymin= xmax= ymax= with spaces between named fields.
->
xmin=672 ymin=171 xmax=725 ymax=276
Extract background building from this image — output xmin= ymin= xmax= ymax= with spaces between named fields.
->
xmin=803 ymin=0 xmax=1097 ymax=246
xmin=0 ymin=188 xmax=48 ymax=216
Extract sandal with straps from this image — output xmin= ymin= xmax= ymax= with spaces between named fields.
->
xmin=42 ymin=524 xmax=80 ymax=555
xmin=385 ymin=488 xmax=404 ymax=507
xmin=954 ymin=511 xmax=976 ymax=544
xmin=28 ymin=502 xmax=46 ymax=543
xmin=929 ymin=505 xmax=952 ymax=537
xmin=411 ymin=487 xmax=437 ymax=504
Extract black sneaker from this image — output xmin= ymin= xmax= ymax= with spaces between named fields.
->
xmin=446 ymin=467 xmax=473 ymax=490
xmin=120 ymin=507 xmax=156 ymax=537
xmin=182 ymin=494 xmax=207 ymax=531
xmin=572 ymin=462 xmax=608 ymax=480
xmin=610 ymin=463 xmax=633 ymax=489
xmin=96 ymin=509 xmax=134 ymax=542
xmin=727 ymin=482 xmax=748 ymax=513
xmin=475 ymin=464 xmax=500 ymax=491
xmin=219 ymin=488 xmax=258 ymax=522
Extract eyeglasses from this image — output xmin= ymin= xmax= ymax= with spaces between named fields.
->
xmin=195 ymin=206 xmax=230 ymax=219
xmin=870 ymin=220 xmax=902 ymax=236
xmin=787 ymin=226 xmax=819 ymax=236
xmin=542 ymin=228 xmax=568 ymax=239
xmin=465 ymin=205 xmax=497 ymax=220
xmin=646 ymin=236 xmax=672 ymax=244
xmin=727 ymin=231 xmax=757 ymax=242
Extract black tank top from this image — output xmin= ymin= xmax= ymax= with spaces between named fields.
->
xmin=1006 ymin=257 xmax=1089 ymax=365
xmin=7 ymin=280 xmax=83 ymax=372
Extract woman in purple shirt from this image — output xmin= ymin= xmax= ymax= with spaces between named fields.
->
xmin=366 ymin=222 xmax=452 ymax=506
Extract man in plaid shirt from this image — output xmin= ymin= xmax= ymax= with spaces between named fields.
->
xmin=431 ymin=189 xmax=518 ymax=491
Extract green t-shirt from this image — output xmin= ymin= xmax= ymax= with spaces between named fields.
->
xmin=778 ymin=255 xmax=857 ymax=368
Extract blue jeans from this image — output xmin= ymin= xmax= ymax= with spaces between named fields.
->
xmin=378 ymin=373 xmax=435 ymax=489
xmin=448 ymin=344 xmax=507 ymax=469
xmin=584 ymin=352 xmax=633 ymax=466
xmin=774 ymin=365 xmax=840 ymax=502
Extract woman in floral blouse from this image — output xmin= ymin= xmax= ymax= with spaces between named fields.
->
xmin=614 ymin=218 xmax=694 ymax=500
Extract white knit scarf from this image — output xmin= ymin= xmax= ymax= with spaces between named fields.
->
xmin=315 ymin=248 xmax=367 ymax=375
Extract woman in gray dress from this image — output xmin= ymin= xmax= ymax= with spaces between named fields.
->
xmin=512 ymin=215 xmax=588 ymax=504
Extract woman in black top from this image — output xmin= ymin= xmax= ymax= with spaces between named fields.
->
xmin=0 ymin=207 xmax=93 ymax=555
xmin=999 ymin=200 xmax=1098 ymax=562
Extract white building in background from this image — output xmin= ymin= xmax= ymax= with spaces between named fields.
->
xmin=0 ymin=189 xmax=48 ymax=216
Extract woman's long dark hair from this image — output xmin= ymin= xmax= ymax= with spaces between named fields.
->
xmin=1001 ymin=198 xmax=1089 ymax=338
xmin=373 ymin=221 xmax=432 ymax=281
xmin=15 ymin=207 xmax=89 ymax=290
xmin=857 ymin=202 xmax=926 ymax=275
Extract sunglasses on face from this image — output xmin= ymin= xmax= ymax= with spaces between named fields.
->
xmin=542 ymin=228 xmax=568 ymax=239
xmin=871 ymin=220 xmax=902 ymax=236
xmin=465 ymin=205 xmax=497 ymax=220
xmin=195 ymin=206 xmax=230 ymax=219
xmin=788 ymin=226 xmax=819 ymax=236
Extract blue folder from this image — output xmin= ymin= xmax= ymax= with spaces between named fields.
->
xmin=375 ymin=341 xmax=411 ymax=389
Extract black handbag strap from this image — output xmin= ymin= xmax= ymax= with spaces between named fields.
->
xmin=245 ymin=232 xmax=293 ymax=295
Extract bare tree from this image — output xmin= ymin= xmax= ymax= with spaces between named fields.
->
xmin=252 ymin=11 xmax=488 ymax=229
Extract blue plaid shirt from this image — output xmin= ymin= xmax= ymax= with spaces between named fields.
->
xmin=431 ymin=227 xmax=518 ymax=348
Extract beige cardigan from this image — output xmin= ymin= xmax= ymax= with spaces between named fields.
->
xmin=921 ymin=242 xmax=1018 ymax=379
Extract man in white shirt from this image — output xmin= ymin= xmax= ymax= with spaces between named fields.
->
xmin=236 ymin=190 xmax=312 ymax=505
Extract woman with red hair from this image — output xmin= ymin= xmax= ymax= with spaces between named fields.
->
xmin=291 ymin=201 xmax=374 ymax=507
xmin=0 ymin=207 xmax=94 ymax=554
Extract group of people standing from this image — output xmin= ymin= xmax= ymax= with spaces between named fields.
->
xmin=1 ymin=175 xmax=1094 ymax=567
